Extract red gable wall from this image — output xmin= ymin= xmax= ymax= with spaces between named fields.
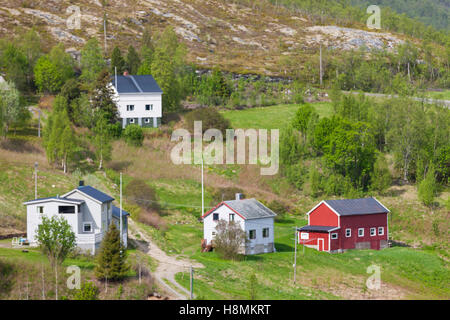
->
xmin=309 ymin=203 xmax=339 ymax=227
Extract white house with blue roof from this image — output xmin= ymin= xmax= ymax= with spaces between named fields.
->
xmin=24 ymin=181 xmax=129 ymax=254
xmin=111 ymin=72 xmax=163 ymax=128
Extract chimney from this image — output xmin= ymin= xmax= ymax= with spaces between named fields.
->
xmin=123 ymin=70 xmax=129 ymax=76
xmin=79 ymin=180 xmax=84 ymax=187
xmin=235 ymin=193 xmax=244 ymax=200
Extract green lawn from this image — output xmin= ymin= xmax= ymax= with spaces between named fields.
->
xmin=425 ymin=90 xmax=450 ymax=101
xmin=221 ymin=102 xmax=333 ymax=129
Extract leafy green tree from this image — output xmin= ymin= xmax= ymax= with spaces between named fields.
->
xmin=292 ymin=104 xmax=317 ymax=143
xmin=184 ymin=107 xmax=230 ymax=135
xmin=95 ymin=223 xmax=129 ymax=281
xmin=306 ymin=164 xmax=321 ymax=197
xmin=370 ymin=154 xmax=392 ymax=194
xmin=73 ymin=282 xmax=99 ymax=300
xmin=0 ymin=43 xmax=29 ymax=91
xmin=93 ymin=112 xmax=112 ymax=170
xmin=125 ymin=45 xmax=140 ymax=74
xmin=80 ymin=38 xmax=106 ymax=84
xmin=248 ymin=274 xmax=258 ymax=300
xmin=138 ymin=27 xmax=154 ymax=75
xmin=418 ymin=166 xmax=437 ymax=207
xmin=35 ymin=215 xmax=76 ymax=300
xmin=110 ymin=46 xmax=125 ymax=75
xmin=0 ymin=81 xmax=26 ymax=138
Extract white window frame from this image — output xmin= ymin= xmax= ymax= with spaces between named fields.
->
xmin=358 ymin=228 xmax=364 ymax=237
xmin=331 ymin=233 xmax=338 ymax=239
xmin=83 ymin=222 xmax=92 ymax=233
xmin=345 ymin=228 xmax=351 ymax=237
xmin=126 ymin=105 xmax=134 ymax=111
xmin=262 ymin=228 xmax=269 ymax=238
xmin=145 ymin=104 xmax=153 ymax=111
xmin=129 ymin=118 xmax=135 ymax=124
xmin=249 ymin=229 xmax=256 ymax=240
xmin=212 ymin=213 xmax=219 ymax=221
xmin=37 ymin=206 xmax=44 ymax=214
xmin=370 ymin=227 xmax=376 ymax=236
xmin=212 ymin=231 xmax=216 ymax=239
xmin=229 ymin=213 xmax=235 ymax=222
xmin=378 ymin=227 xmax=384 ymax=236
xmin=144 ymin=118 xmax=150 ymax=123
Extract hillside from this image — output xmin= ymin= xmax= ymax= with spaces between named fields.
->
xmin=0 ymin=0 xmax=420 ymax=76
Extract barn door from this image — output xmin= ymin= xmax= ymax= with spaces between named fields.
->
xmin=318 ymin=239 xmax=324 ymax=251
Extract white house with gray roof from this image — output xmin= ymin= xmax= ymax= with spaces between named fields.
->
xmin=111 ymin=72 xmax=163 ymax=128
xmin=24 ymin=182 xmax=129 ymax=254
xmin=202 ymin=194 xmax=277 ymax=255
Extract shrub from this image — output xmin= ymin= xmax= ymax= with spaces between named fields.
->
xmin=124 ymin=179 xmax=160 ymax=212
xmin=107 ymin=122 xmax=123 ymax=138
xmin=184 ymin=107 xmax=230 ymax=135
xmin=267 ymin=200 xmax=288 ymax=221
xmin=138 ymin=210 xmax=167 ymax=232
xmin=418 ymin=167 xmax=437 ymax=207
xmin=123 ymin=124 xmax=144 ymax=146
xmin=214 ymin=220 xmax=246 ymax=260
xmin=73 ymin=281 xmax=99 ymax=300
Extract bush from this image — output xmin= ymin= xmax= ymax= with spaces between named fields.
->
xmin=184 ymin=107 xmax=230 ymax=135
xmin=138 ymin=210 xmax=167 ymax=232
xmin=124 ymin=179 xmax=160 ymax=212
xmin=214 ymin=220 xmax=246 ymax=260
xmin=123 ymin=124 xmax=144 ymax=146
xmin=267 ymin=200 xmax=288 ymax=221
xmin=418 ymin=167 xmax=437 ymax=207
xmin=73 ymin=281 xmax=99 ymax=300
xmin=107 ymin=122 xmax=123 ymax=139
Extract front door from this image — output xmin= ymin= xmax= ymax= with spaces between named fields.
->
xmin=318 ymin=238 xmax=324 ymax=251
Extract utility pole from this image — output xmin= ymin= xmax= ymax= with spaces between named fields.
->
xmin=103 ymin=13 xmax=108 ymax=54
xmin=34 ymin=162 xmax=38 ymax=199
xmin=319 ymin=44 xmax=323 ymax=87
xmin=201 ymin=154 xmax=204 ymax=218
xmin=190 ymin=266 xmax=194 ymax=300
xmin=120 ymin=172 xmax=123 ymax=245
xmin=293 ymin=227 xmax=298 ymax=284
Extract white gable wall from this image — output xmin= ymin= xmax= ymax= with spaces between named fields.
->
xmin=203 ymin=204 xmax=245 ymax=246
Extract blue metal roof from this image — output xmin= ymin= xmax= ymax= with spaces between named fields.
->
xmin=298 ymin=225 xmax=339 ymax=233
xmin=112 ymin=75 xmax=163 ymax=94
xmin=324 ymin=198 xmax=389 ymax=216
xmin=112 ymin=205 xmax=130 ymax=218
xmin=77 ymin=186 xmax=114 ymax=203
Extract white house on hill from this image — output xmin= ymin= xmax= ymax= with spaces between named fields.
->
xmin=202 ymin=194 xmax=277 ymax=255
xmin=24 ymin=182 xmax=129 ymax=254
xmin=111 ymin=72 xmax=163 ymax=128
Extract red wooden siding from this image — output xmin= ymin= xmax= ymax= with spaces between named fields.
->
xmin=299 ymin=232 xmax=329 ymax=251
xmin=339 ymin=213 xmax=388 ymax=250
xmin=309 ymin=203 xmax=339 ymax=227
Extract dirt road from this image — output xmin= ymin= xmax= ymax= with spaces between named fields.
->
xmin=128 ymin=219 xmax=204 ymax=300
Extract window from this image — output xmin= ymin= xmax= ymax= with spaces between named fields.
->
xmin=83 ymin=222 xmax=92 ymax=233
xmin=249 ymin=230 xmax=256 ymax=240
xmin=213 ymin=213 xmax=219 ymax=221
xmin=345 ymin=228 xmax=351 ymax=237
xmin=331 ymin=233 xmax=338 ymax=239
xmin=144 ymin=118 xmax=150 ymax=123
xmin=212 ymin=231 xmax=216 ymax=238
xmin=262 ymin=228 xmax=269 ymax=238
xmin=145 ymin=104 xmax=153 ymax=111
xmin=37 ymin=206 xmax=44 ymax=214
xmin=58 ymin=206 xmax=75 ymax=214
xmin=370 ymin=227 xmax=376 ymax=236
xmin=358 ymin=228 xmax=364 ymax=237
xmin=229 ymin=214 xmax=235 ymax=222
xmin=126 ymin=105 xmax=134 ymax=111
xmin=378 ymin=227 xmax=384 ymax=236
xmin=129 ymin=118 xmax=135 ymax=124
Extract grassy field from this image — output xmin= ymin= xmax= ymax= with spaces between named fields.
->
xmin=221 ymin=102 xmax=333 ymax=129
xmin=425 ymin=90 xmax=450 ymax=101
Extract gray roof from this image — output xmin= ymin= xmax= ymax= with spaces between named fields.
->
xmin=112 ymin=205 xmax=130 ymax=218
xmin=298 ymin=225 xmax=338 ymax=233
xmin=223 ymin=199 xmax=277 ymax=220
xmin=112 ymin=75 xmax=163 ymax=94
xmin=77 ymin=186 xmax=114 ymax=203
xmin=324 ymin=198 xmax=389 ymax=216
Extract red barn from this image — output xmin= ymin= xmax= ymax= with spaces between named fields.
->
xmin=298 ymin=198 xmax=389 ymax=253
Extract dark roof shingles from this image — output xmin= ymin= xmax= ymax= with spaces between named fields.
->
xmin=77 ymin=186 xmax=114 ymax=203
xmin=324 ymin=198 xmax=388 ymax=216
xmin=112 ymin=205 xmax=130 ymax=218
xmin=112 ymin=75 xmax=163 ymax=94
